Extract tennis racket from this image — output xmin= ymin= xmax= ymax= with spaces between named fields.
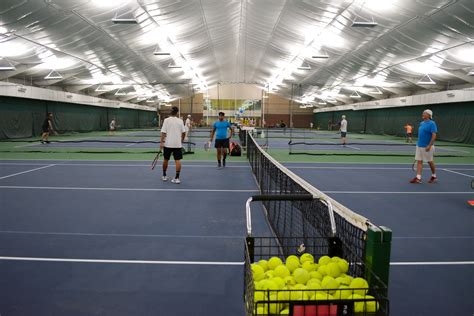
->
xmin=204 ymin=141 xmax=211 ymax=151
xmin=151 ymin=151 xmax=162 ymax=170
xmin=411 ymin=160 xmax=417 ymax=172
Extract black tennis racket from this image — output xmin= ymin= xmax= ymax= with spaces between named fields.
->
xmin=151 ymin=151 xmax=162 ymax=170
xmin=411 ymin=160 xmax=417 ymax=172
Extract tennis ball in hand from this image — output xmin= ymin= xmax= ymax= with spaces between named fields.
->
xmin=268 ymin=257 xmax=283 ymax=270
xmin=293 ymin=268 xmax=310 ymax=285
xmin=349 ymin=277 xmax=369 ymax=296
xmin=300 ymin=253 xmax=314 ymax=264
xmin=273 ymin=265 xmax=290 ymax=279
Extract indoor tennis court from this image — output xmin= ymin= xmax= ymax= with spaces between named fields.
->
xmin=1 ymin=0 xmax=474 ymax=315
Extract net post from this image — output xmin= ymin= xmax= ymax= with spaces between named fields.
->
xmin=246 ymin=236 xmax=255 ymax=263
xmin=364 ymin=225 xmax=392 ymax=287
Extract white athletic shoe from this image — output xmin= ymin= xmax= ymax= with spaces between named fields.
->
xmin=161 ymin=176 xmax=169 ymax=181
xmin=171 ymin=178 xmax=180 ymax=184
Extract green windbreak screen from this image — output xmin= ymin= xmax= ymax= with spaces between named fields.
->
xmin=314 ymin=101 xmax=474 ymax=144
xmin=0 ymin=96 xmax=156 ymax=139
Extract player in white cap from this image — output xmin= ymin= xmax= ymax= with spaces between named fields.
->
xmin=410 ymin=109 xmax=438 ymax=184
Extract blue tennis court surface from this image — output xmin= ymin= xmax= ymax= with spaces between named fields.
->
xmin=1 ymin=159 xmax=473 ymax=315
xmin=0 ymin=160 xmax=271 ymax=315
xmin=284 ymin=162 xmax=474 ymax=316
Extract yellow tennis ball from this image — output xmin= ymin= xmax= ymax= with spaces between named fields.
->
xmin=265 ymin=270 xmax=274 ymax=279
xmin=317 ymin=265 xmax=328 ymax=276
xmin=312 ymin=292 xmax=334 ymax=300
xmin=306 ymin=280 xmax=323 ymax=297
xmin=301 ymin=261 xmax=317 ymax=272
xmin=268 ymin=294 xmax=282 ymax=314
xmin=254 ymin=291 xmax=266 ymax=303
xmin=268 ymin=257 xmax=283 ymax=270
xmin=331 ymin=256 xmax=341 ymax=262
xmin=280 ymin=308 xmax=290 ymax=315
xmin=309 ymin=271 xmax=323 ymax=280
xmin=349 ymin=277 xmax=369 ymax=296
xmin=273 ymin=265 xmax=290 ymax=279
xmin=272 ymin=277 xmax=285 ymax=290
xmin=258 ymin=259 xmax=269 ymax=272
xmin=363 ymin=296 xmax=379 ymax=312
xmin=307 ymin=278 xmax=321 ymax=286
xmin=293 ymin=268 xmax=310 ymax=285
xmin=327 ymin=262 xmax=342 ymax=278
xmin=321 ymin=276 xmax=340 ymax=294
xmin=336 ymin=274 xmax=353 ymax=286
xmin=318 ymin=255 xmax=332 ymax=266
xmin=277 ymin=290 xmax=290 ymax=301
xmin=332 ymin=285 xmax=352 ymax=299
xmin=256 ymin=306 xmax=268 ymax=315
xmin=252 ymin=264 xmax=265 ymax=281
xmin=284 ymin=276 xmax=296 ymax=286
xmin=285 ymin=257 xmax=300 ymax=273
xmin=337 ymin=259 xmax=349 ymax=274
xmin=300 ymin=253 xmax=314 ymax=264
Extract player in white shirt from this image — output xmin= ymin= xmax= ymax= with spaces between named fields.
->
xmin=160 ymin=106 xmax=186 ymax=184
xmin=185 ymin=115 xmax=192 ymax=140
xmin=340 ymin=115 xmax=348 ymax=146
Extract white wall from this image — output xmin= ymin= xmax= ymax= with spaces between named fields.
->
xmin=314 ymin=89 xmax=474 ymax=113
xmin=0 ymin=82 xmax=156 ymax=112
xmin=208 ymin=84 xmax=263 ymax=99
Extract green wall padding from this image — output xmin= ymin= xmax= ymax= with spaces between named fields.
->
xmin=313 ymin=101 xmax=474 ymax=144
xmin=0 ymin=96 xmax=156 ymax=139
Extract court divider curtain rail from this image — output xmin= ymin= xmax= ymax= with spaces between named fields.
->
xmin=313 ymin=101 xmax=474 ymax=144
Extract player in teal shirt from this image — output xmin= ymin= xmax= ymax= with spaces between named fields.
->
xmin=411 ymin=109 xmax=438 ymax=184
xmin=210 ymin=112 xmax=233 ymax=168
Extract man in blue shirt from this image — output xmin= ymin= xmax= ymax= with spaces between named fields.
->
xmin=210 ymin=112 xmax=233 ymax=168
xmin=410 ymin=109 xmax=438 ymax=184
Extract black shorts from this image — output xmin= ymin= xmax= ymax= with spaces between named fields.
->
xmin=341 ymin=132 xmax=347 ymax=137
xmin=215 ymin=138 xmax=230 ymax=149
xmin=42 ymin=128 xmax=50 ymax=133
xmin=407 ymin=133 xmax=412 ymax=137
xmin=163 ymin=147 xmax=183 ymax=160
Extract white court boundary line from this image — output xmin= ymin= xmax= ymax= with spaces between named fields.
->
xmin=0 ymin=256 xmax=244 ymax=266
xmin=0 ymin=256 xmax=471 ymax=266
xmin=0 ymin=230 xmax=243 ymax=239
xmin=324 ymin=191 xmax=472 ymax=194
xmin=0 ymin=164 xmax=55 ymax=180
xmin=442 ymin=168 xmax=474 ymax=178
xmin=287 ymin=166 xmax=474 ymax=171
xmin=0 ymin=185 xmax=258 ymax=193
xmin=0 ymin=162 xmax=249 ymax=168
xmin=390 ymin=261 xmax=474 ymax=266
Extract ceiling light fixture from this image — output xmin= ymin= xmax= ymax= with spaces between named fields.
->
xmin=168 ymin=63 xmax=182 ymax=69
xmin=95 ymin=84 xmax=108 ymax=92
xmin=44 ymin=70 xmax=63 ymax=80
xmin=297 ymin=62 xmax=311 ymax=71
xmin=115 ymin=88 xmax=126 ymax=96
xmin=312 ymin=49 xmax=329 ymax=59
xmin=0 ymin=57 xmax=16 ymax=71
xmin=417 ymin=74 xmax=436 ymax=85
xmin=350 ymin=91 xmax=361 ymax=98
xmin=369 ymin=86 xmax=383 ymax=95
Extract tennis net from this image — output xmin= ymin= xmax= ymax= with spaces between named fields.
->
xmin=244 ymin=131 xmax=390 ymax=314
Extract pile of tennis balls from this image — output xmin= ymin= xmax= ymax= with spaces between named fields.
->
xmin=251 ymin=254 xmax=379 ymax=315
